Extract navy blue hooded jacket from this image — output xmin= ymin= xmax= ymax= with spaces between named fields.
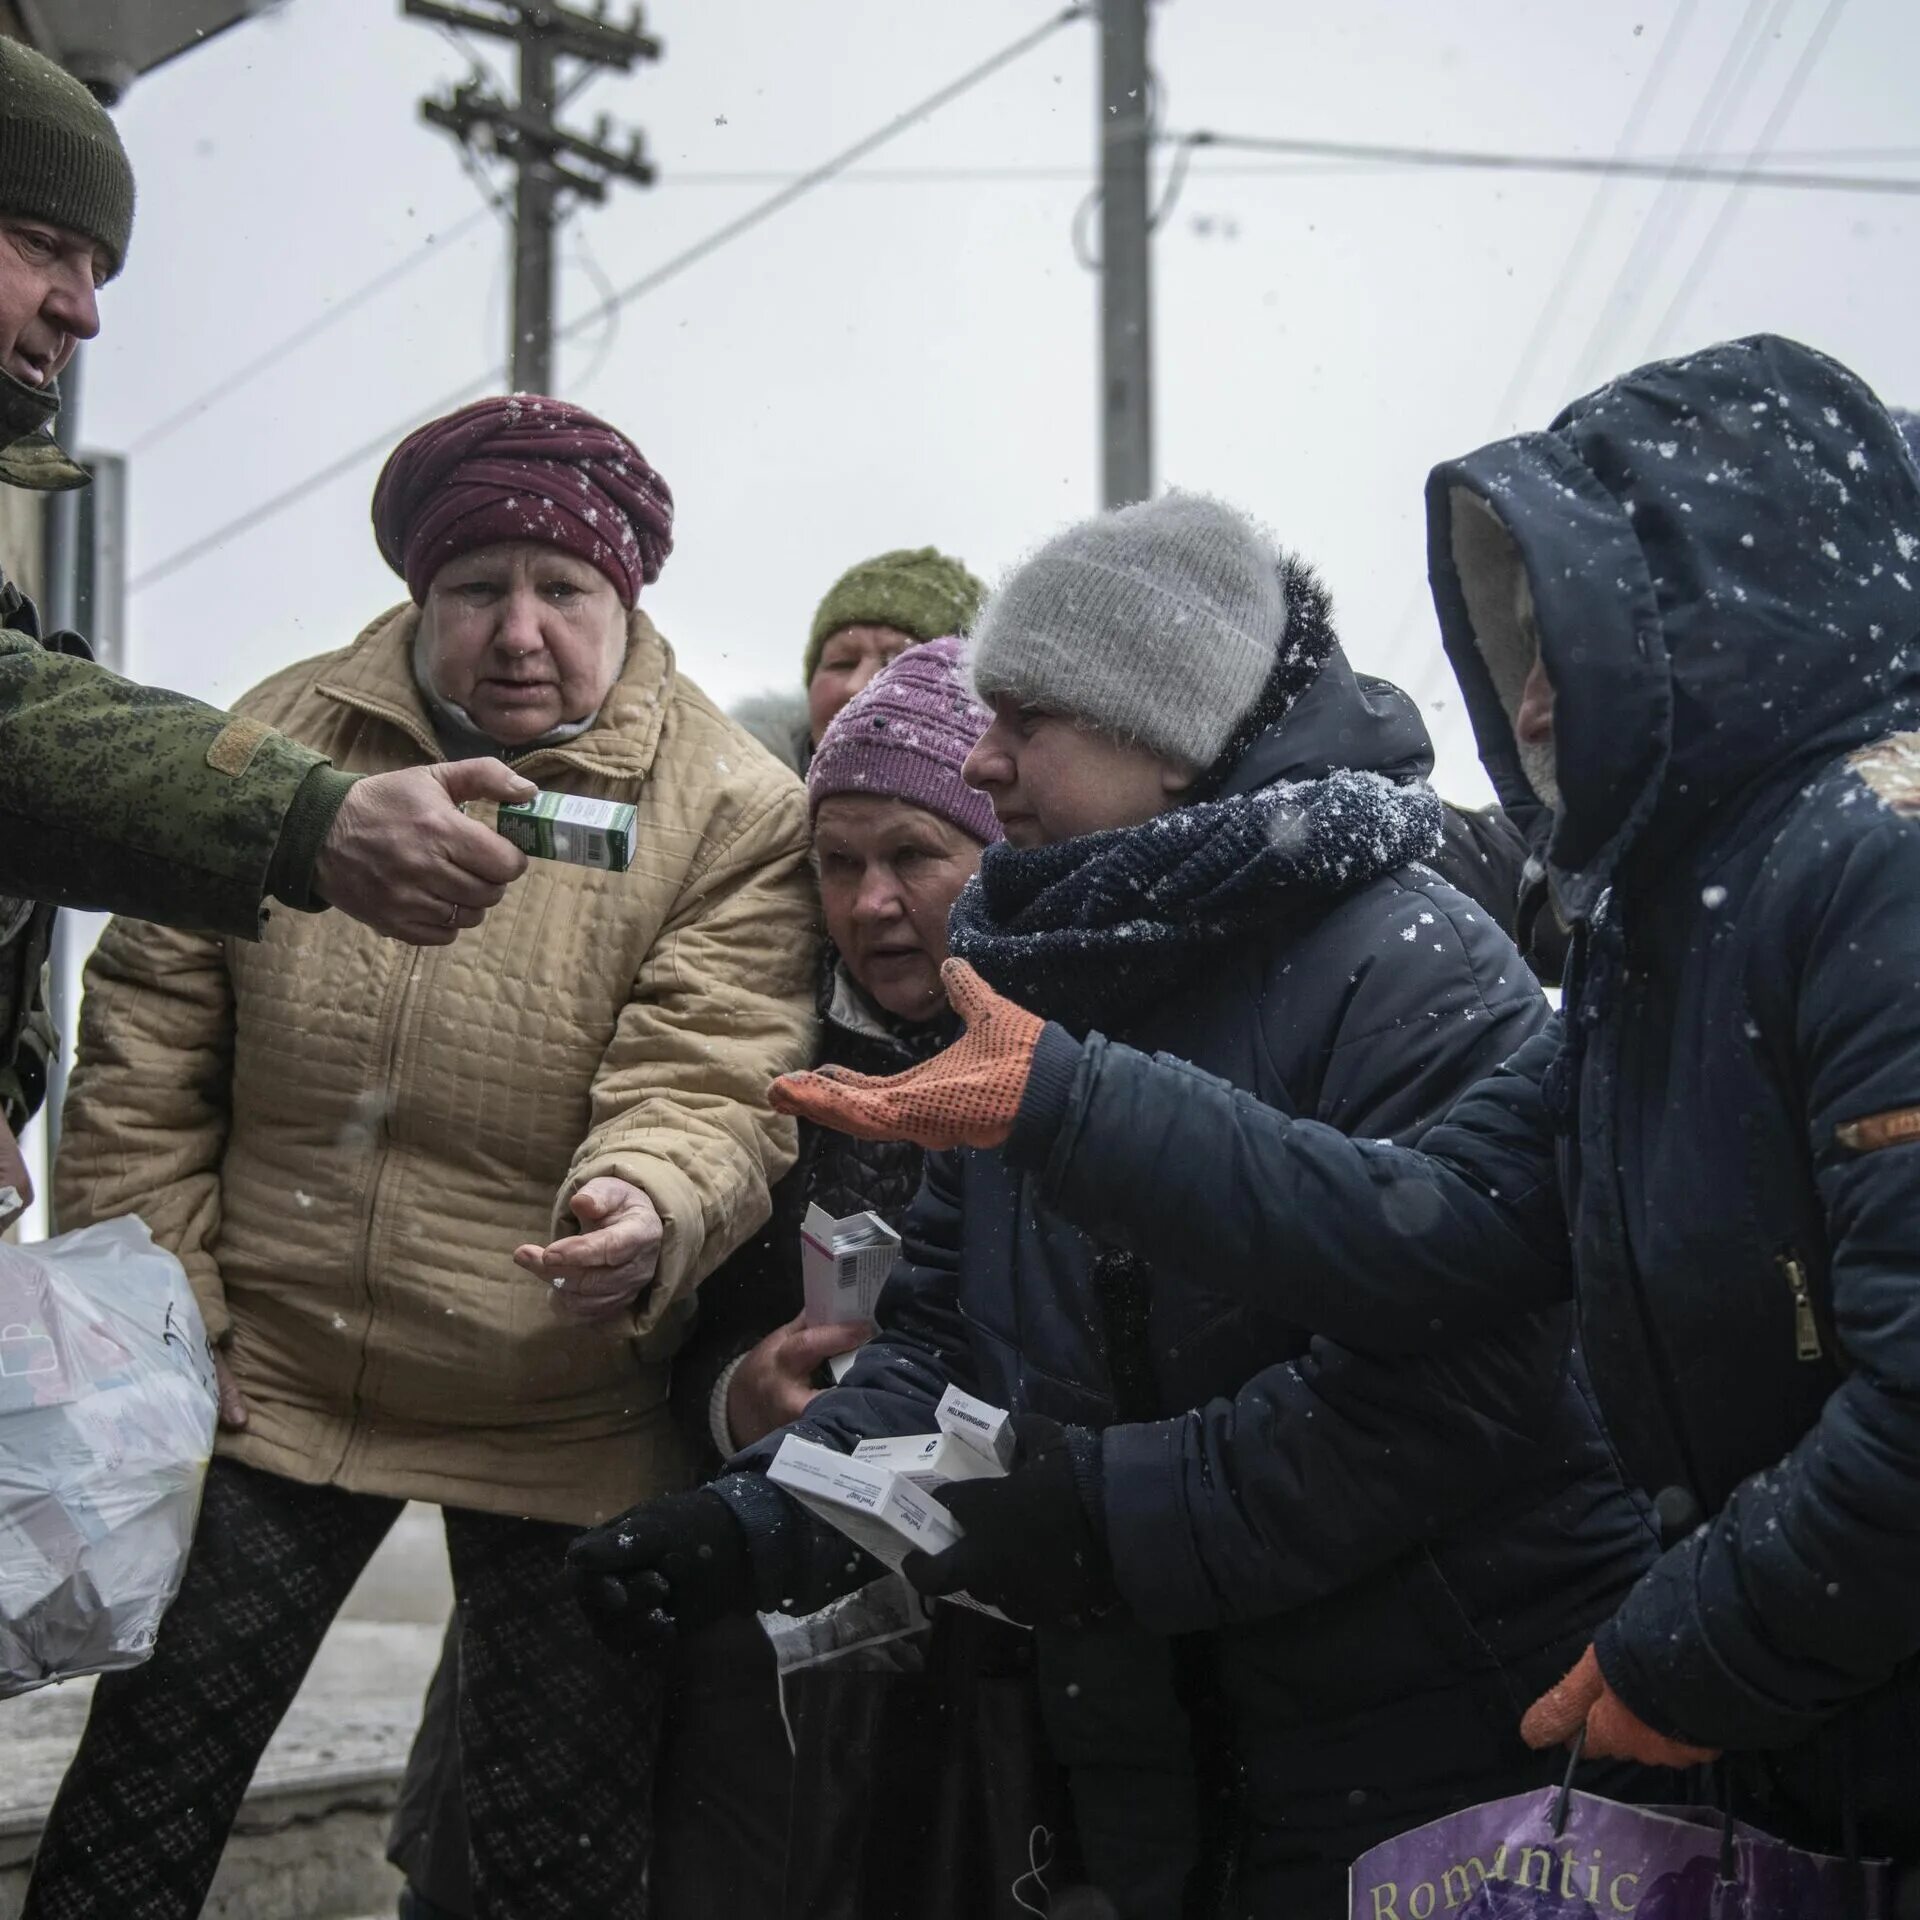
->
xmin=729 ymin=644 xmax=1656 ymax=1908
xmin=1004 ymin=336 xmax=1920 ymax=1855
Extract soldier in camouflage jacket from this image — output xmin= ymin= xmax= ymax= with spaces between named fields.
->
xmin=0 ymin=39 xmax=533 ymax=1149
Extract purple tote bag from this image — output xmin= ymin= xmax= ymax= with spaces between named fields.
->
xmin=1349 ymin=1784 xmax=1888 ymax=1920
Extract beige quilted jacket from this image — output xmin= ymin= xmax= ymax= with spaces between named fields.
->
xmin=57 ymin=605 xmax=819 ymax=1525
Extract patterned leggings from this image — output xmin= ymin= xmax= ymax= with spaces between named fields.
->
xmin=23 ymin=1456 xmax=664 ymax=1920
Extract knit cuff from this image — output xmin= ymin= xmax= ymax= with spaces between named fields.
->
xmin=1591 ymin=1616 xmax=1695 ymax=1745
xmin=709 ymin=1353 xmax=748 ymax=1459
xmin=710 ymin=1470 xmax=805 ymax=1612
xmin=268 ymin=765 xmax=360 ymax=912
xmin=1006 ymin=1022 xmax=1083 ymax=1168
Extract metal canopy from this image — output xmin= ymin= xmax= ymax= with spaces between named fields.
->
xmin=11 ymin=0 xmax=278 ymax=100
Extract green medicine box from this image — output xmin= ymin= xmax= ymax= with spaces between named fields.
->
xmin=495 ymin=792 xmax=637 ymax=871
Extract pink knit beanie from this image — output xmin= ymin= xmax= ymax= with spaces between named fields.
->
xmin=807 ymin=635 xmax=1002 ymax=846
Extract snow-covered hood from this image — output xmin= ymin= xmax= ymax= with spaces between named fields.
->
xmin=1427 ymin=333 xmax=1920 ymax=917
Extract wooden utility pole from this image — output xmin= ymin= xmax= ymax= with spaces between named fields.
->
xmin=1098 ymin=0 xmax=1153 ymax=507
xmin=407 ymin=1 xmax=661 ymax=395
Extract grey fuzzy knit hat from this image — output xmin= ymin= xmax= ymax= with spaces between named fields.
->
xmin=967 ymin=491 xmax=1289 ymax=770
xmin=0 ymin=38 xmax=134 ymax=276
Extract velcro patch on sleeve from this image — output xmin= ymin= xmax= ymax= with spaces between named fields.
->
xmin=1848 ymin=732 xmax=1920 ymax=817
xmin=1835 ymin=1106 xmax=1920 ymax=1154
xmin=206 ymin=717 xmax=273 ymax=778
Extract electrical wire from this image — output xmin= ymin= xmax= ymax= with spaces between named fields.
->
xmin=1397 ymin=0 xmax=1704 ymax=716
xmin=1169 ymin=125 xmax=1920 ymax=198
xmin=1563 ymin=0 xmax=1787 ymax=396
xmin=1149 ymin=134 xmax=1199 ymax=230
xmin=1483 ymin=0 xmax=1700 ymax=439
xmin=546 ymin=5 xmax=1090 ymax=354
xmin=128 ymin=4 xmax=1091 ymax=597
xmin=1645 ymin=0 xmax=1853 ymax=352
xmin=566 ymin=225 xmax=623 ymax=394
xmin=120 ymin=128 xmax=1919 ymax=464
xmin=124 ymin=207 xmax=494 ymax=455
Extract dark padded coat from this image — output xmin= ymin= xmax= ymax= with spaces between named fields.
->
xmin=733 ymin=650 xmax=1657 ymax=1915
xmin=1004 ymin=336 xmax=1920 ymax=1861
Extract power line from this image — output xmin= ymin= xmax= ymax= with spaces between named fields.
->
xmin=1169 ymin=127 xmax=1920 ymax=198
xmin=120 ymin=131 xmax=1920 ymax=462
xmin=1646 ymin=0 xmax=1853 ymax=353
xmin=1483 ymin=0 xmax=1700 ymax=439
xmin=1401 ymin=0 xmax=1704 ymax=717
xmin=1564 ymin=0 xmax=1787 ymax=396
xmin=409 ymin=0 xmax=662 ymax=396
xmin=128 ymin=5 xmax=1090 ymax=597
xmin=543 ymin=5 xmax=1090 ymax=356
xmin=124 ymin=207 xmax=495 ymax=455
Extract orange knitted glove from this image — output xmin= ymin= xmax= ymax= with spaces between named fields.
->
xmin=1520 ymin=1645 xmax=1720 ymax=1769
xmin=769 ymin=960 xmax=1044 ymax=1150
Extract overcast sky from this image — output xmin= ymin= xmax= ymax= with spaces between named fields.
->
xmin=82 ymin=0 xmax=1920 ymax=802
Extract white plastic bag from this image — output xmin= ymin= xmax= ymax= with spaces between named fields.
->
xmin=0 ymin=1216 xmax=217 ymax=1696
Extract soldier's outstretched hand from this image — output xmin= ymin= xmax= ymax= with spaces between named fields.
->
xmin=314 ymin=760 xmax=534 ymax=945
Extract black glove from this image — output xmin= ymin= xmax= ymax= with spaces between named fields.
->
xmin=567 ymin=1487 xmax=755 ymax=1652
xmin=903 ymin=1416 xmax=1117 ymax=1628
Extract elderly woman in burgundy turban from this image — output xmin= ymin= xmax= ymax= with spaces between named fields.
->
xmin=372 ymin=393 xmax=677 ymax=755
xmin=37 ymin=396 xmax=818 ymax=1920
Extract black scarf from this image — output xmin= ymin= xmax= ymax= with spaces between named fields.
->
xmin=948 ymin=768 xmax=1443 ymax=1034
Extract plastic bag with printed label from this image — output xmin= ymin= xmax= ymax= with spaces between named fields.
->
xmin=0 ymin=1216 xmax=217 ymax=1697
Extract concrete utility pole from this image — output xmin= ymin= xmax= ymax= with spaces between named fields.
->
xmin=408 ymin=1 xmax=661 ymax=395
xmin=1098 ymin=0 xmax=1153 ymax=508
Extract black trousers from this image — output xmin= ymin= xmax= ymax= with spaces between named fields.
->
xmin=23 ymin=1456 xmax=665 ymax=1920
xmin=392 ymin=1610 xmax=793 ymax=1919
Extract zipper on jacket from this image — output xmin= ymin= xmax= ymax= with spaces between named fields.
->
xmin=1778 ymin=1253 xmax=1823 ymax=1362
xmin=339 ymin=941 xmax=425 ymax=1467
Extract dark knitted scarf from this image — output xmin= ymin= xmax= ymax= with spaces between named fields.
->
xmin=948 ymin=766 xmax=1444 ymax=1034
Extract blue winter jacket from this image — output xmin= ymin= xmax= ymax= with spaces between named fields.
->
xmin=1005 ymin=336 xmax=1920 ymax=1858
xmin=730 ymin=647 xmax=1657 ymax=1904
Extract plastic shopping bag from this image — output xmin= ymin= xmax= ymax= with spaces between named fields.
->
xmin=1350 ymin=1781 xmax=1889 ymax=1919
xmin=0 ymin=1216 xmax=216 ymax=1696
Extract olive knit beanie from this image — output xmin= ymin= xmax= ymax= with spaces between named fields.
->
xmin=0 ymin=38 xmax=134 ymax=276
xmin=967 ymin=491 xmax=1292 ymax=771
xmin=804 ymin=547 xmax=986 ymax=686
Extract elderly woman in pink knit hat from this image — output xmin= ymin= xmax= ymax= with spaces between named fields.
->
xmin=30 ymin=396 xmax=817 ymax=1920
xmin=647 ymin=637 xmax=1066 ymax=1920
xmin=651 ymin=638 xmax=1067 ymax=1920
xmin=682 ymin=633 xmax=1004 ymax=1457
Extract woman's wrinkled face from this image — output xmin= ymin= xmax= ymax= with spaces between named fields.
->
xmin=808 ymin=624 xmax=917 ymax=747
xmin=961 ymin=695 xmax=1193 ymax=848
xmin=419 ymin=541 xmax=628 ymax=746
xmin=814 ymin=795 xmax=985 ymax=1021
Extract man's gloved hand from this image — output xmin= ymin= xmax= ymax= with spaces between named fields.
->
xmin=903 ymin=1415 xmax=1116 ymax=1628
xmin=1521 ymin=1644 xmax=1720 ymax=1768
xmin=567 ymin=1487 xmax=756 ymax=1653
xmin=769 ymin=959 xmax=1043 ymax=1150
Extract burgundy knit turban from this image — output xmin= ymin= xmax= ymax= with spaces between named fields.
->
xmin=371 ymin=394 xmax=674 ymax=608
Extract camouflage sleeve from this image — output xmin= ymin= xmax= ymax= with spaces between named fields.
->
xmin=0 ymin=632 xmax=358 ymax=939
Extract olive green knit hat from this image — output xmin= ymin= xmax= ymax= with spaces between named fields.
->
xmin=0 ymin=38 xmax=135 ymax=277
xmin=804 ymin=546 xmax=986 ymax=685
